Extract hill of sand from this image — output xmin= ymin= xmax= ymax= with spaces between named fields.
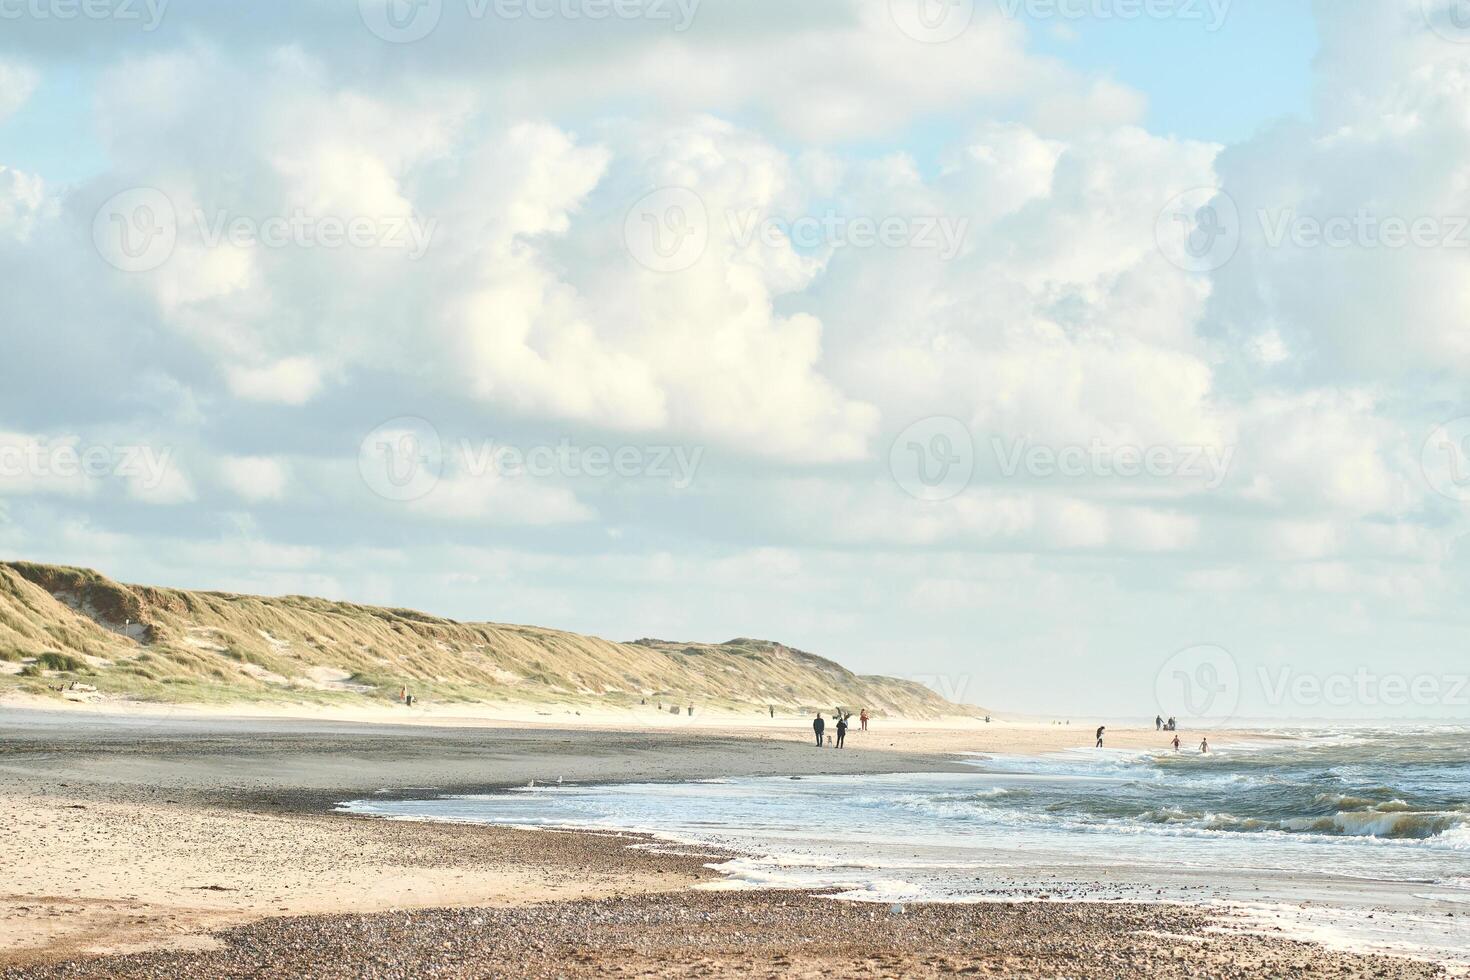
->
xmin=0 ymin=562 xmax=976 ymax=719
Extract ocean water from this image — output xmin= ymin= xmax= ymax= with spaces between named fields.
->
xmin=343 ymin=728 xmax=1470 ymax=963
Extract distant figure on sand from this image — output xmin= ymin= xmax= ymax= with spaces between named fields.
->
xmin=1200 ymin=737 xmax=1210 ymax=754
xmin=813 ymin=713 xmax=825 ymax=747
xmin=1156 ymin=715 xmax=1164 ymax=731
xmin=835 ymin=714 xmax=848 ymax=748
xmin=1095 ymin=725 xmax=1106 ymax=748
xmin=859 ymin=708 xmax=869 ymax=731
xmin=1172 ymin=734 xmax=1181 ymax=752
xmin=769 ymin=705 xmax=775 ymax=718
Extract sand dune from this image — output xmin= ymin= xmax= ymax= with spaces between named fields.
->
xmin=0 ymin=562 xmax=976 ymax=720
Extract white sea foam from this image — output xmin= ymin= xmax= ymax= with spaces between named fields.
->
xmin=342 ymin=729 xmax=1470 ymax=964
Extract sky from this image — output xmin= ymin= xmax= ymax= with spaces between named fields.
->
xmin=2 ymin=0 xmax=1469 ymax=721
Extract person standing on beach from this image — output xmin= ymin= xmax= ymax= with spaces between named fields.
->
xmin=835 ymin=713 xmax=848 ymax=748
xmin=859 ymin=708 xmax=869 ymax=732
xmin=813 ymin=712 xmax=825 ymax=746
xmin=1199 ymin=737 xmax=1210 ymax=754
xmin=1156 ymin=715 xmax=1164 ymax=731
xmin=1095 ymin=725 xmax=1105 ymax=748
xmin=1172 ymin=734 xmax=1181 ymax=752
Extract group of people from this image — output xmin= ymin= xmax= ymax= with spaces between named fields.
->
xmin=1095 ymin=722 xmax=1209 ymax=754
xmin=1155 ymin=715 xmax=1179 ymax=731
xmin=812 ymin=708 xmax=868 ymax=747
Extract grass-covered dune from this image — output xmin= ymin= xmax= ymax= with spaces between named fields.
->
xmin=0 ymin=561 xmax=977 ymax=719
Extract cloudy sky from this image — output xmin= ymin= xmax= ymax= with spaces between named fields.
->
xmin=3 ymin=0 xmax=1470 ymax=719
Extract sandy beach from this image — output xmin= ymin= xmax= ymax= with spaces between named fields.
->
xmin=0 ymin=706 xmax=1451 ymax=978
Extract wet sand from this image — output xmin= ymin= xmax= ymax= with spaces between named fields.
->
xmin=0 ymin=707 xmax=1447 ymax=978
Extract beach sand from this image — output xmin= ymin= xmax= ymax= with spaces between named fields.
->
xmin=0 ymin=705 xmax=1443 ymax=978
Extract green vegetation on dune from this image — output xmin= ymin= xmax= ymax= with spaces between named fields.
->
xmin=0 ymin=562 xmax=979 ymax=719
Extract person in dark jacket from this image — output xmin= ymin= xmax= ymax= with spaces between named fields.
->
xmin=835 ymin=713 xmax=848 ymax=748
xmin=813 ymin=712 xmax=826 ymax=746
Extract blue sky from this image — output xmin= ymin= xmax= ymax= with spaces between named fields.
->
xmin=1 ymin=3 xmax=1322 ymax=184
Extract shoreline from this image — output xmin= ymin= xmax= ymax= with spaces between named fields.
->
xmin=1 ymin=709 xmax=1457 ymax=977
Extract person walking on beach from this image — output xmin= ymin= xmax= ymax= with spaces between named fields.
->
xmin=1095 ymin=725 xmax=1106 ymax=748
xmin=1172 ymin=734 xmax=1181 ymax=752
xmin=835 ymin=713 xmax=848 ymax=748
xmin=813 ymin=712 xmax=825 ymax=747
xmin=859 ymin=708 xmax=869 ymax=732
xmin=1199 ymin=737 xmax=1210 ymax=754
xmin=1156 ymin=715 xmax=1164 ymax=731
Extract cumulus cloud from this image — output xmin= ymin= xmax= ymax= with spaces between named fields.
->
xmin=3 ymin=0 xmax=1469 ymax=714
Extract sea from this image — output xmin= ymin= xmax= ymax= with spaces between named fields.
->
xmin=342 ymin=727 xmax=1470 ymax=965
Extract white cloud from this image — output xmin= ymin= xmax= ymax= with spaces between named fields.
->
xmin=226 ymin=357 xmax=323 ymax=405
xmin=0 ymin=60 xmax=37 ymax=123
xmin=219 ymin=456 xmax=290 ymax=502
